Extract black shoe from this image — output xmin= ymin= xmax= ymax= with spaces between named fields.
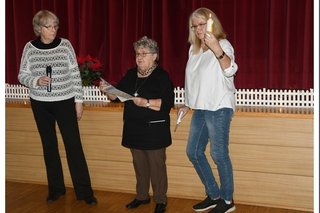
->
xmin=208 ymin=199 xmax=235 ymax=213
xmin=84 ymin=196 xmax=98 ymax=205
xmin=154 ymin=203 xmax=167 ymax=213
xmin=193 ymin=196 xmax=221 ymax=212
xmin=46 ymin=192 xmax=65 ymax=203
xmin=126 ymin=198 xmax=151 ymax=209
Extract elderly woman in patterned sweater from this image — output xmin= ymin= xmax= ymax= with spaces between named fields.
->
xmin=18 ymin=10 xmax=97 ymax=205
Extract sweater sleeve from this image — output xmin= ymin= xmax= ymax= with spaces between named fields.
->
xmin=159 ymin=72 xmax=175 ymax=113
xmin=65 ymin=39 xmax=84 ymax=103
xmin=18 ymin=43 xmax=40 ymax=89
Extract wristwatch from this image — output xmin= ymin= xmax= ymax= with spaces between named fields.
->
xmin=146 ymin=99 xmax=150 ymax=108
xmin=216 ymin=51 xmax=225 ymax=60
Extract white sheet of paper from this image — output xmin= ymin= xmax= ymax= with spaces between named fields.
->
xmin=99 ymin=77 xmax=133 ymax=102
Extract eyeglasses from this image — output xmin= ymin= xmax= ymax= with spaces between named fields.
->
xmin=135 ymin=52 xmax=154 ymax=58
xmin=42 ymin=25 xmax=59 ymax=31
xmin=190 ymin=23 xmax=207 ymax=31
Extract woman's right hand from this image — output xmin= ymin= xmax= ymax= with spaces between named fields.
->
xmin=99 ymin=81 xmax=108 ymax=92
xmin=177 ymin=106 xmax=189 ymax=120
xmin=99 ymin=81 xmax=117 ymax=100
xmin=37 ymin=76 xmax=51 ymax=86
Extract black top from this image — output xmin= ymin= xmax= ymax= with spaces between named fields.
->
xmin=116 ymin=66 xmax=174 ymax=150
xmin=31 ymin=37 xmax=62 ymax=49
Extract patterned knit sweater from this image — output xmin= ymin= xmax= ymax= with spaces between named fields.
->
xmin=18 ymin=38 xmax=83 ymax=102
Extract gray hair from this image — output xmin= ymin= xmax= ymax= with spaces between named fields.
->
xmin=32 ymin=10 xmax=59 ymax=37
xmin=133 ymin=36 xmax=159 ymax=60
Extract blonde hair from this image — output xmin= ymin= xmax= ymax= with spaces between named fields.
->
xmin=32 ymin=10 xmax=59 ymax=37
xmin=188 ymin=7 xmax=226 ymax=54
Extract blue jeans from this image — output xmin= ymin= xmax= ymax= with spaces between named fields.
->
xmin=186 ymin=108 xmax=234 ymax=201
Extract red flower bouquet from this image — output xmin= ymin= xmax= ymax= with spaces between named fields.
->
xmin=77 ymin=54 xmax=103 ymax=86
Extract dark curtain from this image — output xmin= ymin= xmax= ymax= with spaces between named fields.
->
xmin=5 ymin=0 xmax=313 ymax=89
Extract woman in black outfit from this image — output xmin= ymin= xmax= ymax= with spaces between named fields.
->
xmin=100 ymin=36 xmax=174 ymax=213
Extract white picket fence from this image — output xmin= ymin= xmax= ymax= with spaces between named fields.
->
xmin=5 ymin=84 xmax=314 ymax=108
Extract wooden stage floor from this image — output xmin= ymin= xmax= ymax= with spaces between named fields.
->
xmin=5 ymin=181 xmax=311 ymax=213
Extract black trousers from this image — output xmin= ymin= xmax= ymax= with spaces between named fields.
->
xmin=30 ymin=98 xmax=93 ymax=199
xmin=130 ymin=148 xmax=168 ymax=204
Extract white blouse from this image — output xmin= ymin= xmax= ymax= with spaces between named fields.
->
xmin=184 ymin=39 xmax=238 ymax=111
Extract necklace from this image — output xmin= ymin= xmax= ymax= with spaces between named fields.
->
xmin=133 ymin=77 xmax=148 ymax=97
xmin=134 ymin=64 xmax=157 ymax=97
xmin=138 ymin=63 xmax=157 ymax=76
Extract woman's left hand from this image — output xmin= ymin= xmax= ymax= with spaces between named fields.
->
xmin=204 ymin=32 xmax=220 ymax=52
xmin=75 ymin=102 xmax=84 ymax=120
xmin=131 ymin=97 xmax=148 ymax=107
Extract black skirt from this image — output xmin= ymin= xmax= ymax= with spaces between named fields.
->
xmin=121 ymin=118 xmax=172 ymax=150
